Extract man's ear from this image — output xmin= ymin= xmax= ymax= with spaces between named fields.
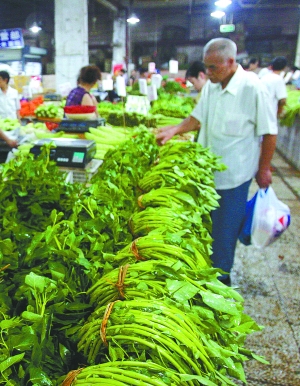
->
xmin=228 ymin=57 xmax=235 ymax=67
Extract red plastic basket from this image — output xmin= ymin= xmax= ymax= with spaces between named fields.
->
xmin=64 ymin=105 xmax=96 ymax=114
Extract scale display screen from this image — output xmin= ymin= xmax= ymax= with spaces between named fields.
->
xmin=72 ymin=152 xmax=85 ymax=163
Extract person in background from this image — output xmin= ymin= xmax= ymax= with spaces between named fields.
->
xmin=66 ymin=65 xmax=101 ymax=116
xmin=0 ymin=70 xmax=20 ymax=147
xmin=285 ymin=65 xmax=300 ymax=86
xmin=261 ymin=56 xmax=287 ymax=120
xmin=185 ymin=60 xmax=207 ymax=101
xmin=156 ymin=38 xmax=277 ymax=286
xmin=138 ymin=68 xmax=148 ymax=80
xmin=247 ymin=57 xmax=259 ymax=72
xmin=119 ymin=68 xmax=128 ymax=85
xmin=258 ymin=62 xmax=272 ymax=78
xmin=128 ymin=69 xmax=137 ymax=86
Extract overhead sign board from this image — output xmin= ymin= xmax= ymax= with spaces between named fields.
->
xmin=220 ymin=24 xmax=235 ymax=33
xmin=0 ymin=28 xmax=24 ymax=49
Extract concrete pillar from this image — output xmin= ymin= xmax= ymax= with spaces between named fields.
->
xmin=295 ymin=22 xmax=300 ymax=67
xmin=112 ymin=10 xmax=127 ymax=71
xmin=54 ymin=0 xmax=89 ymax=91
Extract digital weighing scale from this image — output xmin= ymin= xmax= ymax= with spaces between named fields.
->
xmin=30 ymin=138 xmax=97 ymax=168
xmin=56 ymin=118 xmax=105 ymax=133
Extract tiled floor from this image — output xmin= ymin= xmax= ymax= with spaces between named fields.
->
xmin=231 ymin=150 xmax=300 ymax=385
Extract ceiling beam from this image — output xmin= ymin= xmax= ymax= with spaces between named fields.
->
xmin=94 ymin=0 xmax=119 ymax=13
xmin=237 ymin=0 xmax=299 ymax=8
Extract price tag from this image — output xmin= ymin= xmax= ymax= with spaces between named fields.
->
xmin=139 ymin=79 xmax=148 ymax=95
xmin=102 ymin=79 xmax=113 ymax=91
xmin=125 ymin=95 xmax=150 ymax=115
xmin=151 ymin=74 xmax=162 ymax=89
xmin=148 ymin=62 xmax=156 ymax=73
xmin=116 ymin=76 xmax=126 ymax=97
xmin=169 ymin=60 xmax=178 ymax=74
xmin=147 ymin=85 xmax=157 ymax=101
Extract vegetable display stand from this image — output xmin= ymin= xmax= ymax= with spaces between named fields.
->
xmin=0 ymin=133 xmax=268 ymax=386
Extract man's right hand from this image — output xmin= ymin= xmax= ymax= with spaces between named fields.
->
xmin=6 ymin=138 xmax=18 ymax=148
xmin=156 ymin=125 xmax=179 ymax=145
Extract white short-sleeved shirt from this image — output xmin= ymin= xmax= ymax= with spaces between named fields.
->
xmin=258 ymin=67 xmax=272 ymax=79
xmin=261 ymin=72 xmax=287 ymax=120
xmin=191 ymin=65 xmax=276 ymax=190
xmin=0 ymin=86 xmax=20 ymax=119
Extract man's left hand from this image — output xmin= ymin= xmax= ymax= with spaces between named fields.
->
xmin=255 ymin=168 xmax=272 ymax=188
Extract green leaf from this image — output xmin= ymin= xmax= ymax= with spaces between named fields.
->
xmin=30 ymin=203 xmax=43 ymax=216
xmin=228 ymin=361 xmax=247 ymax=382
xmin=180 ymin=373 xmax=217 ymax=386
xmin=28 ymin=365 xmax=52 ymax=385
xmin=166 ymin=279 xmax=199 ymax=302
xmin=206 ymin=281 xmax=244 ymax=302
xmin=251 ymin=353 xmax=270 ymax=364
xmin=0 ymin=353 xmax=25 ymax=373
xmin=59 ymin=343 xmax=71 ymax=364
xmin=136 ymin=281 xmax=148 ymax=291
xmin=25 ymin=272 xmax=56 ymax=294
xmin=0 ymin=317 xmax=20 ymax=330
xmin=10 ymin=334 xmax=36 ymax=351
xmin=0 ymin=238 xmax=14 ymax=255
xmin=200 ymin=290 xmax=239 ymax=315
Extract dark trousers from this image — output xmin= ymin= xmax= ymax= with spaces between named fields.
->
xmin=210 ymin=179 xmax=252 ymax=279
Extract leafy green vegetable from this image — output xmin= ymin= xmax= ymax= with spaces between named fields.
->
xmin=280 ymin=89 xmax=300 ymax=126
xmin=0 ymin=130 xmax=266 ymax=386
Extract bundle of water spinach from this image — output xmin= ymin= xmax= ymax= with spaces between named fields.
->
xmin=77 ymin=299 xmax=252 ymax=385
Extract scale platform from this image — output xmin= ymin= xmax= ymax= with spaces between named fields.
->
xmin=56 ymin=118 xmax=105 ymax=133
xmin=30 ymin=138 xmax=97 ymax=168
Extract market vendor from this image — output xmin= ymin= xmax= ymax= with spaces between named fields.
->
xmin=66 ymin=65 xmax=101 ymax=117
xmin=0 ymin=70 xmax=20 ymax=147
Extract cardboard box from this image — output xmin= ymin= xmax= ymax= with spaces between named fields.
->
xmin=12 ymin=75 xmax=31 ymax=93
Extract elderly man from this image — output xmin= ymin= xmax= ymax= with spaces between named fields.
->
xmin=156 ymin=38 xmax=277 ymax=285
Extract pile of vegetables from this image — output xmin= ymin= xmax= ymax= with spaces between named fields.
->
xmin=150 ymin=92 xmax=195 ymax=118
xmin=20 ymin=96 xmax=44 ymax=118
xmin=161 ymin=79 xmax=187 ymax=94
xmin=280 ymin=89 xmax=300 ymax=127
xmin=97 ymin=101 xmax=159 ymax=127
xmin=97 ymin=81 xmax=195 ymax=127
xmin=0 ymin=130 xmax=267 ymax=385
xmin=34 ymin=103 xmax=64 ymax=120
xmin=0 ymin=118 xmax=20 ymax=131
xmin=85 ymin=124 xmax=135 ymax=159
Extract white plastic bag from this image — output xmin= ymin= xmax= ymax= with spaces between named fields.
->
xmin=251 ymin=186 xmax=291 ymax=248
